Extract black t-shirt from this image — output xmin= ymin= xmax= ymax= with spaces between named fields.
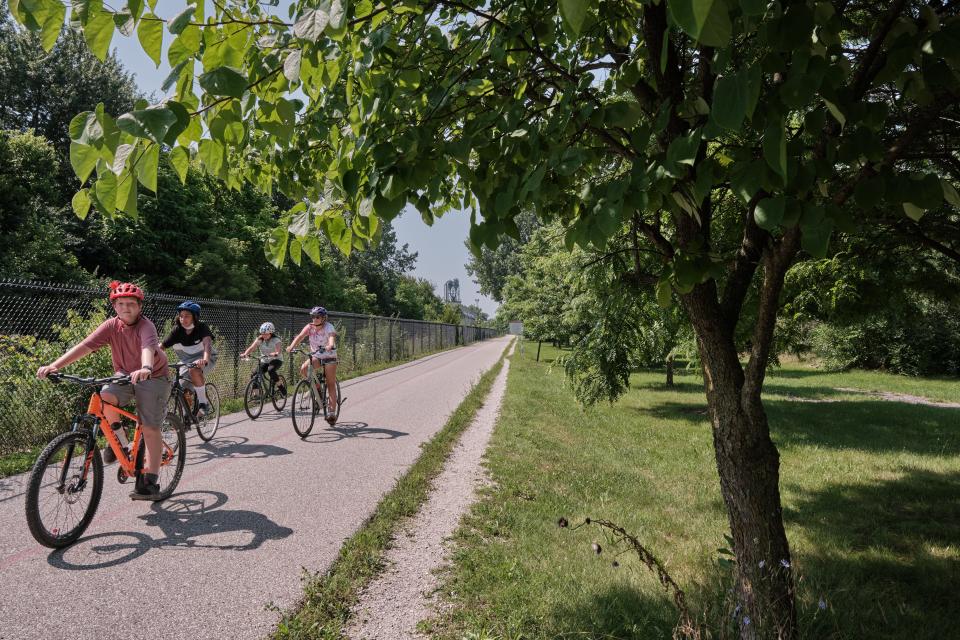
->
xmin=162 ymin=321 xmax=217 ymax=357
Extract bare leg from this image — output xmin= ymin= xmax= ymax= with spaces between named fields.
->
xmin=324 ymin=362 xmax=338 ymax=409
xmin=140 ymin=425 xmax=162 ymax=474
xmin=100 ymin=391 xmax=130 ymax=447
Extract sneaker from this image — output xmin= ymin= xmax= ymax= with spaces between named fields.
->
xmin=129 ymin=474 xmax=161 ymax=501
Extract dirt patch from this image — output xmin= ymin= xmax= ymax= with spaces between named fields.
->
xmin=834 ymin=387 xmax=960 ymax=409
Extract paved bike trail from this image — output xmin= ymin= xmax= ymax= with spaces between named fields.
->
xmin=0 ymin=337 xmax=511 ymax=640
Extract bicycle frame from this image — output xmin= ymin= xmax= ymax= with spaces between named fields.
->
xmin=67 ymin=390 xmax=144 ymax=485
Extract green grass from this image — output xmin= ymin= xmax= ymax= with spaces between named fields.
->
xmin=429 ymin=342 xmax=960 ymax=639
xmin=270 ymin=340 xmax=512 ymax=639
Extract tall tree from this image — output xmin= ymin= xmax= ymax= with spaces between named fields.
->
xmin=15 ymin=1 xmax=960 ymax=636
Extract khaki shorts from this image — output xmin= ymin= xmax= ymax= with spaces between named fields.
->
xmin=102 ymin=376 xmax=171 ymax=428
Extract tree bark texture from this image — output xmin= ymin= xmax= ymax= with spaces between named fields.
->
xmin=681 ymin=250 xmax=798 ymax=639
xmin=666 ymin=353 xmax=675 ymax=386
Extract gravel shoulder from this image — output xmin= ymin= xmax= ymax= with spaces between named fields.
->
xmin=346 ymin=342 xmax=515 ymax=639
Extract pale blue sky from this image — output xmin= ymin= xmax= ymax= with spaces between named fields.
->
xmin=110 ymin=25 xmax=498 ymax=316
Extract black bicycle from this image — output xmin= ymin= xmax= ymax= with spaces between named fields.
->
xmin=291 ymin=347 xmax=344 ymax=437
xmin=241 ymin=355 xmax=288 ymax=419
xmin=168 ymin=362 xmax=221 ymax=441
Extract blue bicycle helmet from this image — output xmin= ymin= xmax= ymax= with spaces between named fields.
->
xmin=310 ymin=306 xmax=327 ymax=317
xmin=177 ymin=300 xmax=201 ymax=319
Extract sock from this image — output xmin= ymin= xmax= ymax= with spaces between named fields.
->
xmin=195 ymin=385 xmax=208 ymax=404
xmin=111 ymin=422 xmax=130 ymax=448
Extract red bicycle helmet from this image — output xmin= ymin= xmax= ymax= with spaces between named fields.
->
xmin=108 ymin=280 xmax=144 ymax=301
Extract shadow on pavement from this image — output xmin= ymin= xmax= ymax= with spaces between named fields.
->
xmin=47 ymin=491 xmax=293 ymax=570
xmin=185 ymin=436 xmax=293 ymax=466
xmin=301 ymin=421 xmax=408 ymax=443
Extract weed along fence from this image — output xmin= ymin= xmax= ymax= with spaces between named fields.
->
xmin=0 ymin=280 xmax=499 ymax=454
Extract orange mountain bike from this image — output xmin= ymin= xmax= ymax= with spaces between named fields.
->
xmin=25 ymin=373 xmax=186 ymax=548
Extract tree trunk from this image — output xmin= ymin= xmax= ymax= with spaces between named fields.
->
xmin=681 ymin=238 xmax=800 ymax=639
xmin=665 ymin=353 xmax=674 ymax=386
xmin=536 ymin=340 xmax=542 ymax=362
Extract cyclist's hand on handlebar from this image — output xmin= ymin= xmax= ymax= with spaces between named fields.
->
xmin=37 ymin=364 xmax=59 ymax=379
xmin=130 ymin=366 xmax=152 ymax=384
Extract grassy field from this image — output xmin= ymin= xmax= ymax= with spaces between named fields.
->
xmin=428 ymin=343 xmax=959 ymax=639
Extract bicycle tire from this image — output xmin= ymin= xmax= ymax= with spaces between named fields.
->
xmin=136 ymin=412 xmax=187 ymax=500
xmin=244 ymin=377 xmax=264 ymax=420
xmin=25 ymin=431 xmax=104 ymax=548
xmin=271 ymin=374 xmax=288 ymax=412
xmin=291 ymin=379 xmax=317 ymax=437
xmin=196 ymin=383 xmax=220 ymax=441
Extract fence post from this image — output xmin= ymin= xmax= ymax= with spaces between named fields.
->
xmin=233 ymin=307 xmax=240 ymax=398
xmin=352 ymin=317 xmax=357 ymax=369
xmin=388 ymin=319 xmax=393 ymax=361
xmin=373 ymin=318 xmax=378 ymax=363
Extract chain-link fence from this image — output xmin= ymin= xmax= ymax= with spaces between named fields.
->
xmin=0 ymin=280 xmax=499 ymax=454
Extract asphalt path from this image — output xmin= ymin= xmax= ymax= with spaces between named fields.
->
xmin=0 ymin=337 xmax=510 ymax=640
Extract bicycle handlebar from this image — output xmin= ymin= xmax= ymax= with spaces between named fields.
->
xmin=291 ymin=346 xmax=334 ymax=357
xmin=170 ymin=361 xmax=200 ymax=370
xmin=47 ymin=372 xmax=131 ymax=387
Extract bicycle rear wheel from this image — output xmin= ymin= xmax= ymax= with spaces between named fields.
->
xmin=271 ymin=374 xmax=288 ymax=412
xmin=25 ymin=431 xmax=103 ymax=548
xmin=244 ymin=377 xmax=265 ymax=420
xmin=137 ymin=412 xmax=187 ymax=500
xmin=196 ymin=383 xmax=220 ymax=441
xmin=325 ymin=379 xmax=343 ymax=425
xmin=291 ymin=379 xmax=317 ymax=437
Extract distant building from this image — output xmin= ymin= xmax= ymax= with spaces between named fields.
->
xmin=508 ymin=321 xmax=523 ymax=335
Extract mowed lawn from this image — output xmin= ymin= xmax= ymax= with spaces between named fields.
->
xmin=428 ymin=343 xmax=960 ymax=639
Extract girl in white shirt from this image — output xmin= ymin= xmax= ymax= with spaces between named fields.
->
xmin=287 ymin=306 xmax=338 ymax=420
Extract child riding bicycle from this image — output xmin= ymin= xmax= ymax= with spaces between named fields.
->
xmin=36 ymin=281 xmax=171 ymax=500
xmin=241 ymin=322 xmax=286 ymax=395
xmin=162 ymin=300 xmax=218 ymax=415
xmin=287 ymin=306 xmax=338 ymax=420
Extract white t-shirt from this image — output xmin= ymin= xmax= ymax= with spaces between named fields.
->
xmin=307 ymin=322 xmax=337 ymax=353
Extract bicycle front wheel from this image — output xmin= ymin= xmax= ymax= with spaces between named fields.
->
xmin=25 ymin=431 xmax=104 ymax=548
xmin=271 ymin=374 xmax=288 ymax=412
xmin=196 ymin=383 xmax=221 ymax=441
xmin=291 ymin=379 xmax=317 ymax=437
xmin=244 ymin=377 xmax=264 ymax=420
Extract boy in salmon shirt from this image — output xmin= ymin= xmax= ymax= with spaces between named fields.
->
xmin=37 ymin=281 xmax=172 ymax=500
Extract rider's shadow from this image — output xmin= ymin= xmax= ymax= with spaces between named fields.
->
xmin=47 ymin=491 xmax=294 ymax=570
xmin=301 ymin=421 xmax=408 ymax=444
xmin=185 ymin=436 xmax=293 ymax=466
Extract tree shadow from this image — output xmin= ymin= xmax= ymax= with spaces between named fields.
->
xmin=185 ymin=435 xmax=293 ymax=466
xmin=632 ymin=380 xmax=705 ymax=395
xmin=786 ymin=468 xmax=960 ymax=637
xmin=545 ymin=583 xmax=681 ymax=639
xmin=300 ymin=421 xmax=408 ymax=444
xmin=634 ymin=401 xmax=711 ymax=425
xmin=767 ymin=398 xmax=960 ymax=456
xmin=47 ymin=490 xmax=294 ymax=570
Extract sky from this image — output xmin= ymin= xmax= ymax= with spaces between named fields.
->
xmin=109 ymin=23 xmax=499 ymax=317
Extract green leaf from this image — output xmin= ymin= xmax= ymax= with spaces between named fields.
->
xmin=70 ymin=142 xmax=99 ymax=183
xmin=559 ymin=0 xmax=590 ymax=38
xmin=112 ymin=142 xmax=136 ymax=174
xmin=69 ymin=111 xmax=103 ymax=145
xmin=135 ymin=144 xmax=159 ymax=191
xmin=265 ymin=226 xmax=289 ymax=268
xmin=116 ymin=106 xmax=178 ymax=144
xmin=199 ymin=66 xmax=248 ymax=98
xmin=170 ymin=146 xmax=189 ymax=184
xmin=294 ymin=6 xmax=330 ymax=41
xmin=823 ymin=99 xmax=845 ymax=129
xmin=801 ymin=218 xmax=833 ymax=257
xmin=113 ymin=8 xmax=135 ymax=37
xmin=24 ymin=0 xmax=66 ymax=51
xmin=942 ymin=179 xmax=960 ymax=208
xmin=710 ymin=71 xmax=747 ymax=131
xmin=198 ymin=139 xmax=226 ymax=179
xmin=903 ymin=202 xmax=925 ymax=221
xmin=284 ymin=50 xmax=302 ymax=83
xmin=289 ymin=237 xmax=302 ymax=266
xmin=72 ymin=188 xmax=92 ymax=219
xmin=669 ymin=0 xmax=731 ymax=47
xmin=754 ymin=196 xmax=786 ymax=230
xmin=656 ymin=277 xmax=673 ymax=308
xmin=398 ymin=69 xmax=421 ymax=89
xmin=168 ymin=5 xmax=195 ymax=35
xmin=739 ymin=0 xmax=766 ymax=16
xmin=328 ymin=0 xmax=346 ymax=30
xmin=763 ymin=119 xmax=787 ymax=180
xmin=667 ymin=127 xmax=701 ymax=168
xmin=605 ymin=100 xmax=643 ymax=128
xmin=116 ymin=170 xmax=138 ymax=217
xmin=92 ymin=170 xmax=118 ymax=214
xmin=137 ymin=12 xmax=163 ymax=66
xmin=302 ymin=235 xmax=322 ymax=264
xmin=83 ymin=9 xmax=115 ymax=61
